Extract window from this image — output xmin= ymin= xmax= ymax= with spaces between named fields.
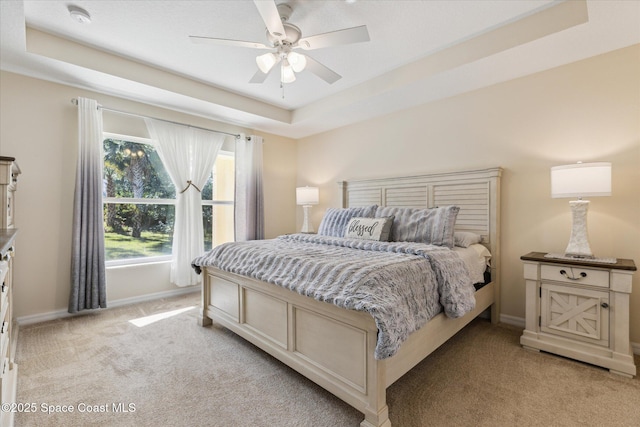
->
xmin=201 ymin=152 xmax=235 ymax=251
xmin=103 ymin=133 xmax=234 ymax=265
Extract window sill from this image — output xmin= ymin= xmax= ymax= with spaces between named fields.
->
xmin=106 ymin=256 xmax=172 ymax=269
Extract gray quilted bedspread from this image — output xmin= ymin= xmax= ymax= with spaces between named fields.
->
xmin=192 ymin=234 xmax=475 ymax=359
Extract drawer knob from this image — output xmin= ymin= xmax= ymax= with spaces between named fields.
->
xmin=559 ymin=269 xmax=587 ymax=280
xmin=601 ymin=302 xmax=609 ymax=309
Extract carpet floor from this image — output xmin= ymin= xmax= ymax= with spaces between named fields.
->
xmin=14 ymin=292 xmax=640 ymax=427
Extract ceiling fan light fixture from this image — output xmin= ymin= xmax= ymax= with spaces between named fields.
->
xmin=281 ymin=61 xmax=296 ymax=83
xmin=256 ymin=52 xmax=278 ymax=73
xmin=288 ymin=51 xmax=307 ymax=72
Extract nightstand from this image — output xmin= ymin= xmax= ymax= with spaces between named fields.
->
xmin=520 ymin=252 xmax=637 ymax=377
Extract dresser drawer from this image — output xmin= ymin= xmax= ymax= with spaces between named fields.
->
xmin=0 ymin=260 xmax=7 ymax=286
xmin=0 ymin=322 xmax=8 ymax=377
xmin=6 ymin=191 xmax=15 ymax=228
xmin=0 ymin=261 xmax=8 ymax=327
xmin=0 ymin=357 xmax=7 ymax=379
xmin=0 ymin=290 xmax=7 ymax=332
xmin=541 ymin=264 xmax=609 ymax=288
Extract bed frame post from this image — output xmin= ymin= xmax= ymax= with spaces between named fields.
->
xmin=360 ymin=325 xmax=391 ymax=427
xmin=338 ymin=180 xmax=347 ymax=208
xmin=489 ymin=168 xmax=501 ymax=324
xmin=198 ymin=276 xmax=213 ymax=327
xmin=361 ymin=360 xmax=392 ymax=427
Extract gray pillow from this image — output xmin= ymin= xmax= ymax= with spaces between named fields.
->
xmin=374 ymin=206 xmax=460 ymax=248
xmin=317 ymin=205 xmax=377 ymax=237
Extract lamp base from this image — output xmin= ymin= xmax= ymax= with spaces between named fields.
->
xmin=300 ymin=205 xmax=314 ymax=233
xmin=564 ymin=200 xmax=594 ymax=259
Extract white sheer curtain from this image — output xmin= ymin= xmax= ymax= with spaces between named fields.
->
xmin=145 ymin=119 xmax=225 ymax=287
xmin=69 ymin=97 xmax=107 ymax=313
xmin=235 ymin=134 xmax=264 ymax=241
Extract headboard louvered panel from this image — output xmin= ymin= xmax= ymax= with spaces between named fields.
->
xmin=433 ymin=182 xmax=490 ymax=240
xmin=384 ymin=186 xmax=428 ymax=208
xmin=346 ymin=188 xmax=382 ymax=207
xmin=339 ymin=167 xmax=502 ymax=315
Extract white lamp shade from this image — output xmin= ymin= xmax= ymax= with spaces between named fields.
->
xmin=296 ymin=186 xmax=319 ymax=205
xmin=256 ymin=52 xmax=278 ymax=73
xmin=551 ymin=162 xmax=611 ymax=199
xmin=281 ymin=61 xmax=296 ymax=83
xmin=288 ymin=51 xmax=307 ymax=72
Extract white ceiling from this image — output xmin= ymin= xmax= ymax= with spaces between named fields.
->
xmin=1 ymin=0 xmax=639 ymax=138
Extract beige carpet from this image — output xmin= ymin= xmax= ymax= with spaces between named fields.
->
xmin=15 ymin=292 xmax=640 ymax=427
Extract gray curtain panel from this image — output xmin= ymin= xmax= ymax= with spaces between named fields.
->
xmin=234 ymin=135 xmax=264 ymax=241
xmin=69 ymin=97 xmax=107 ymax=313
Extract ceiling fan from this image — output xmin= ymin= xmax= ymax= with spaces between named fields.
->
xmin=189 ymin=1 xmax=370 ymax=85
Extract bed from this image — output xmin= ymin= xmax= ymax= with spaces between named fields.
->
xmin=194 ymin=167 xmax=502 ymax=427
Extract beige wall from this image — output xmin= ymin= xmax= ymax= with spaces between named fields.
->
xmin=297 ymin=45 xmax=640 ymax=343
xmin=1 ymin=44 xmax=638 ymax=343
xmin=0 ymin=71 xmax=297 ymax=319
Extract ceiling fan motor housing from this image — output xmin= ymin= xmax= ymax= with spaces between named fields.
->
xmin=267 ymin=23 xmax=301 ymax=46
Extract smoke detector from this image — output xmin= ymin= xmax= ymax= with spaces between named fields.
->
xmin=68 ymin=5 xmax=91 ymax=24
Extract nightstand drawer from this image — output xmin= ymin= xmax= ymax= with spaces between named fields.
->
xmin=541 ymin=264 xmax=609 ymax=288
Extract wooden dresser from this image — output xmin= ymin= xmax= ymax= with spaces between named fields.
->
xmin=0 ymin=157 xmax=19 ymax=427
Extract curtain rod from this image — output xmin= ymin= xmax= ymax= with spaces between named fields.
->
xmin=71 ymin=98 xmax=242 ymax=139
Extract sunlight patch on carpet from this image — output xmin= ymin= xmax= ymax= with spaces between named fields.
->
xmin=129 ymin=306 xmax=196 ymax=327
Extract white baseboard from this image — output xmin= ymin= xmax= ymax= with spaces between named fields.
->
xmin=16 ymin=286 xmax=200 ymax=326
xmin=499 ymin=313 xmax=525 ymax=329
xmin=15 ymin=295 xmax=640 ymax=357
xmin=498 ymin=313 xmax=639 ymax=356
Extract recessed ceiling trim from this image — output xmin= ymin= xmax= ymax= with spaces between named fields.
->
xmin=292 ymin=0 xmax=589 ymax=125
xmin=25 ymin=27 xmax=292 ymax=125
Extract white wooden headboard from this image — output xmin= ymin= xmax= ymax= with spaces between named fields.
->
xmin=339 ymin=167 xmax=502 ymax=315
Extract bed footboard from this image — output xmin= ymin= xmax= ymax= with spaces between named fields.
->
xmin=199 ymin=267 xmax=392 ymax=427
xmin=199 ymin=266 xmax=496 ymax=427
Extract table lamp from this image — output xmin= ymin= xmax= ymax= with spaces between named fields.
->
xmin=296 ymin=186 xmax=319 ymax=233
xmin=551 ymin=162 xmax=611 ymax=259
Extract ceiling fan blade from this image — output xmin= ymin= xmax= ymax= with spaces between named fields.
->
xmin=189 ymin=36 xmax=269 ymax=49
xmin=253 ymin=0 xmax=287 ymax=41
xmin=304 ymin=56 xmax=341 ymax=84
xmin=249 ymin=69 xmax=269 ymax=84
xmin=297 ymin=25 xmax=370 ymax=50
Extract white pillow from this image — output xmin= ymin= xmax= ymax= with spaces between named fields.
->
xmin=454 ymin=231 xmax=482 ymax=248
xmin=317 ymin=205 xmax=377 ymax=237
xmin=345 ymin=216 xmax=394 ymax=241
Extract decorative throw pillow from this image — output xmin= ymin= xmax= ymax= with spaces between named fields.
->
xmin=317 ymin=205 xmax=377 ymax=237
xmin=345 ymin=216 xmax=394 ymax=241
xmin=454 ymin=231 xmax=483 ymax=248
xmin=374 ymin=205 xmax=459 ymax=248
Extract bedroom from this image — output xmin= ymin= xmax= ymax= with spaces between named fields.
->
xmin=0 ymin=1 xmax=639 ymax=426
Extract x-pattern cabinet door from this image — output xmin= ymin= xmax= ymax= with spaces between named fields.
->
xmin=540 ymin=283 xmax=609 ymax=347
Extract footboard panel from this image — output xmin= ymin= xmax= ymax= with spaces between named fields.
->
xmin=293 ymin=306 xmax=368 ymax=393
xmin=244 ymin=287 xmax=288 ymax=348
xmin=200 ymin=268 xmax=390 ymax=427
